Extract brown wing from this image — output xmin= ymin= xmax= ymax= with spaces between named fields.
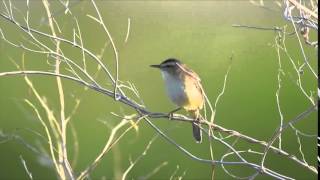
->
xmin=176 ymin=63 xmax=201 ymax=81
xmin=193 ymin=78 xmax=205 ymax=109
xmin=177 ymin=63 xmax=205 ymax=110
xmin=178 ymin=63 xmax=204 ymax=97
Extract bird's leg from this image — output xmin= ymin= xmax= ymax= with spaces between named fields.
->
xmin=168 ymin=107 xmax=182 ymax=120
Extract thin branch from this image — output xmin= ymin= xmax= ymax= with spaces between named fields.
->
xmin=288 ymin=0 xmax=318 ymax=19
xmin=275 ymin=32 xmax=284 ymax=150
xmin=139 ymin=161 xmax=168 ymax=180
xmin=288 ymin=9 xmax=318 ymax=79
xmin=0 ymin=2 xmax=317 ymax=179
xmin=77 ymin=120 xmax=129 ymax=180
xmin=261 ymin=105 xmax=318 ymax=173
xmin=121 ymin=135 xmax=158 ymax=180
xmin=24 ymin=99 xmax=60 ymax=175
xmin=90 ymin=0 xmax=120 ymax=100
xmin=220 ymin=150 xmax=263 ymax=179
xmin=124 ymin=18 xmax=131 ymax=43
xmin=19 ymin=155 xmax=33 ymax=180
xmin=144 ymin=117 xmax=294 ymax=180
xmin=42 ymin=1 xmax=74 ymax=179
xmin=0 ymin=12 xmax=116 ymax=86
xmin=232 ymin=24 xmax=283 ymax=32
xmin=0 ymin=70 xmax=316 ymax=174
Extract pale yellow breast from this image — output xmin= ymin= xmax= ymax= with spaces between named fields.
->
xmin=161 ymin=71 xmax=204 ymax=110
xmin=183 ymin=75 xmax=204 ymax=111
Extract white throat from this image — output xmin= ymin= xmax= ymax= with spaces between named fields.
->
xmin=160 ymin=71 xmax=186 ymax=106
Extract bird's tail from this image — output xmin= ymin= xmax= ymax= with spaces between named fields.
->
xmin=191 ymin=110 xmax=202 ymax=143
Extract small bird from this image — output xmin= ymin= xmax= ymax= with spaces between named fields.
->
xmin=150 ymin=58 xmax=204 ymax=143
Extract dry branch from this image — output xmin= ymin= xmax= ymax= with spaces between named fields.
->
xmin=0 ymin=0 xmax=317 ymax=179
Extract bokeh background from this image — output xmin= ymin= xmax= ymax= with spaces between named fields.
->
xmin=0 ymin=1 xmax=317 ymax=179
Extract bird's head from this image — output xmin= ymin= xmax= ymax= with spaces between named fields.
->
xmin=150 ymin=58 xmax=182 ymax=73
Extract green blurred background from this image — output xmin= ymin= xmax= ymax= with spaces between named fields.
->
xmin=0 ymin=1 xmax=317 ymax=179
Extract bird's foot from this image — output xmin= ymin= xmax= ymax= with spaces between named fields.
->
xmin=168 ymin=112 xmax=174 ymax=120
xmin=167 ymin=107 xmax=181 ymax=120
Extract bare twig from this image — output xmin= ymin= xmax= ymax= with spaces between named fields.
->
xmin=286 ymin=2 xmax=318 ymax=79
xmin=77 ymin=119 xmax=129 ymax=180
xmin=232 ymin=24 xmax=283 ymax=32
xmin=121 ymin=135 xmax=158 ymax=180
xmin=42 ymin=1 xmax=74 ymax=179
xmin=89 ymin=0 xmax=120 ymax=100
xmin=0 ymin=70 xmax=316 ymax=174
xmin=19 ymin=155 xmax=33 ymax=180
xmin=145 ymin=117 xmax=295 ymax=180
xmin=275 ymin=32 xmax=284 ymax=150
xmin=261 ymin=105 xmax=318 ymax=173
xmin=139 ymin=161 xmax=168 ymax=180
xmin=288 ymin=0 xmax=318 ymax=19
xmin=0 ymin=1 xmax=317 ymax=179
xmin=124 ymin=18 xmax=131 ymax=43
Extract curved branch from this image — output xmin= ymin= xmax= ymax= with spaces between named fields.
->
xmin=0 ymin=70 xmax=316 ymax=174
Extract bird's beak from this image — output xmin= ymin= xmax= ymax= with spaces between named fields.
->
xmin=150 ymin=64 xmax=161 ymax=68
